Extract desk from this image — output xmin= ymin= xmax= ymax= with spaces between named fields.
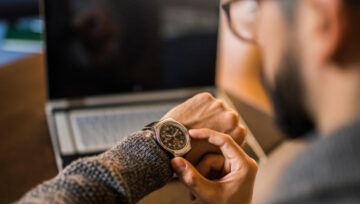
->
xmin=0 ymin=54 xmax=57 ymax=203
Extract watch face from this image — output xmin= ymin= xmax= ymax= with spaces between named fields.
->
xmin=159 ymin=124 xmax=187 ymax=150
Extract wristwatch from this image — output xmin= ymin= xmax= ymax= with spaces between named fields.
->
xmin=143 ymin=118 xmax=191 ymax=157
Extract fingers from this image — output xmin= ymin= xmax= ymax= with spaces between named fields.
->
xmin=171 ymin=157 xmax=217 ymax=198
xmin=184 ymin=138 xmax=220 ymax=164
xmin=163 ymin=92 xmax=244 ymax=135
xmin=223 ymin=110 xmax=240 ymax=131
xmin=190 ymin=93 xmax=241 ymax=133
xmin=189 ymin=129 xmax=247 ymax=162
xmin=217 ymin=110 xmax=240 ymax=133
xmin=196 ymin=154 xmax=225 ymax=179
xmin=228 ymin=124 xmax=247 ymax=147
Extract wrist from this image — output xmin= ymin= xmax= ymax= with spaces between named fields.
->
xmin=143 ymin=118 xmax=192 ymax=158
xmin=101 ymin=131 xmax=173 ymax=203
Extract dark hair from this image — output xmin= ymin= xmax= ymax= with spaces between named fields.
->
xmin=346 ymin=0 xmax=360 ymax=5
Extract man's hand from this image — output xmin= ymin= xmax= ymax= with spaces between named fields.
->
xmin=171 ymin=129 xmax=258 ymax=204
xmin=162 ymin=93 xmax=246 ymax=164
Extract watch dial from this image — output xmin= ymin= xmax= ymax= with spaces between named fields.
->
xmin=159 ymin=124 xmax=187 ymax=150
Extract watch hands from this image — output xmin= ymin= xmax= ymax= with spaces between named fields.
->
xmin=172 ymin=129 xmax=179 ymax=138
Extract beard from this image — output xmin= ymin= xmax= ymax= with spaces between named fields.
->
xmin=262 ymin=47 xmax=315 ymax=138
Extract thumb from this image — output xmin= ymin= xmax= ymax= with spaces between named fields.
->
xmin=171 ymin=157 xmax=216 ymax=198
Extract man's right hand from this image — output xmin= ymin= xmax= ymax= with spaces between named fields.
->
xmin=171 ymin=128 xmax=258 ymax=204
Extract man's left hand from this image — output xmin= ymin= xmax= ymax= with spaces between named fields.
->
xmin=161 ymin=92 xmax=246 ymax=164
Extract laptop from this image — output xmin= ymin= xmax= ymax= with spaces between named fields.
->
xmin=41 ymin=0 xmax=220 ymax=170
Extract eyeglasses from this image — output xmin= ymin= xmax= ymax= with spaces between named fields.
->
xmin=221 ymin=0 xmax=261 ymax=43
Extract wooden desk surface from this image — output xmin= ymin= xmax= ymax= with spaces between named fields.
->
xmin=0 ymin=54 xmax=57 ymax=203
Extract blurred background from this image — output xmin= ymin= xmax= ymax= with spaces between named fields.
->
xmin=0 ymin=0 xmax=42 ymax=66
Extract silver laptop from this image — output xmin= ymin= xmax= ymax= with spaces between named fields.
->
xmin=41 ymin=0 xmax=220 ymax=170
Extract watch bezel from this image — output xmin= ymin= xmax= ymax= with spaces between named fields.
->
xmin=153 ymin=118 xmax=191 ymax=157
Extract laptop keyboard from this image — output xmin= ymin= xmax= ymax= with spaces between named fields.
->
xmin=70 ymin=102 xmax=180 ymax=153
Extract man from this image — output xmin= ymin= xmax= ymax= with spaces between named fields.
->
xmin=171 ymin=0 xmax=360 ymax=203
xmin=18 ymin=0 xmax=360 ymax=203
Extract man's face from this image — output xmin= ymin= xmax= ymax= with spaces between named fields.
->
xmin=257 ymin=0 xmax=315 ymax=138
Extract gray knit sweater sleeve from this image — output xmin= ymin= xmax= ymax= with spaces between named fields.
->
xmin=17 ymin=131 xmax=173 ymax=204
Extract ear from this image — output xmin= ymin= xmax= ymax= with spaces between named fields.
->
xmin=309 ymin=0 xmax=346 ymax=64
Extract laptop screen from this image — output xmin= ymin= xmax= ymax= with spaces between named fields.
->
xmin=43 ymin=0 xmax=219 ymax=99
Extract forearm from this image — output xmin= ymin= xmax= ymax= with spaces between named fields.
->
xmin=17 ymin=131 xmax=173 ymax=204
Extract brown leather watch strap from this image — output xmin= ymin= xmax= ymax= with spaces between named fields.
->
xmin=142 ymin=121 xmax=159 ymax=131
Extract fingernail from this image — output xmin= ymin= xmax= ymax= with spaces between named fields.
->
xmin=171 ymin=158 xmax=186 ymax=173
xmin=188 ymin=129 xmax=196 ymax=135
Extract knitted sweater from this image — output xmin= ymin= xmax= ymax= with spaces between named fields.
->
xmin=269 ymin=118 xmax=360 ymax=203
xmin=17 ymin=130 xmax=173 ymax=204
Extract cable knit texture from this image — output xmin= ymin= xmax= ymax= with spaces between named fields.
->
xmin=17 ymin=131 xmax=173 ymax=204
